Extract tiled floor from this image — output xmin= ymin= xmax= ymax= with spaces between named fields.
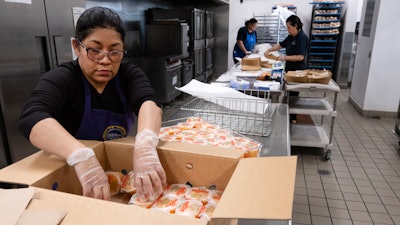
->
xmin=162 ymin=87 xmax=400 ymax=225
xmin=292 ymin=89 xmax=400 ymax=225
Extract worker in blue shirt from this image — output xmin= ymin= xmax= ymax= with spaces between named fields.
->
xmin=233 ymin=18 xmax=258 ymax=64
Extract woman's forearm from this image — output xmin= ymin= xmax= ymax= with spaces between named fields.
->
xmin=285 ymin=55 xmax=305 ymax=62
xmin=137 ymin=100 xmax=162 ymax=134
xmin=29 ymin=118 xmax=87 ymax=159
xmin=237 ymin=40 xmax=248 ymax=53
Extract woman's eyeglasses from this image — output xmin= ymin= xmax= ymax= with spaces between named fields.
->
xmin=77 ymin=39 xmax=126 ymax=63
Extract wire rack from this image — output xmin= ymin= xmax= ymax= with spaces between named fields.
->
xmin=180 ymin=97 xmax=275 ymax=136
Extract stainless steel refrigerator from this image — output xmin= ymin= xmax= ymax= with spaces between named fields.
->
xmin=0 ymin=0 xmax=85 ymax=168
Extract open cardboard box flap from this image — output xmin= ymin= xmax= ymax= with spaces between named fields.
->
xmin=1 ymin=137 xmax=296 ymax=224
xmin=212 ymin=156 xmax=297 ymax=220
xmin=0 ymin=140 xmax=101 ymax=186
xmin=29 ymin=187 xmax=206 ymax=225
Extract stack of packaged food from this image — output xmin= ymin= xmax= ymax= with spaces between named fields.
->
xmin=159 ymin=117 xmax=261 ymax=158
xmin=129 ymin=183 xmax=223 ymax=221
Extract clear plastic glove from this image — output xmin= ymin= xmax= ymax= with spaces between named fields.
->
xmin=263 ymin=48 xmax=272 ymax=57
xmin=245 ymin=51 xmax=252 ymax=55
xmin=67 ymin=148 xmax=110 ymax=200
xmin=133 ymin=129 xmax=166 ymax=202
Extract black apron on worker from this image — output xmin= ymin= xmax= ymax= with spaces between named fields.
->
xmin=75 ymin=75 xmax=134 ymax=141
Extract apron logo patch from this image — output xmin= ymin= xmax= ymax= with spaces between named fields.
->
xmin=103 ymin=125 xmax=127 ymax=140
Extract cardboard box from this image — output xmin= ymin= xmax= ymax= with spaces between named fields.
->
xmin=0 ymin=137 xmax=297 ymax=225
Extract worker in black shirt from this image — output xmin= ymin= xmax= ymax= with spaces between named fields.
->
xmin=233 ymin=18 xmax=258 ymax=64
xmin=18 ymin=7 xmax=166 ymax=202
xmin=264 ymin=15 xmax=309 ymax=123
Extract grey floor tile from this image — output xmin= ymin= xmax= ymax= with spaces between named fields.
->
xmin=311 ymin=215 xmax=332 ymax=225
xmin=368 ymin=173 xmax=387 ymax=182
xmin=348 ymin=166 xmax=365 ymax=173
xmin=295 ymin=187 xmax=307 ymax=196
xmin=325 ymin=190 xmax=344 ymax=200
xmin=337 ymin=178 xmax=356 ymax=186
xmin=331 ymin=218 xmax=353 ymax=225
xmin=304 ymin=174 xmax=322 ymax=183
xmin=353 ymin=179 xmax=373 ymax=188
xmin=292 ymin=213 xmax=312 ymax=225
xmin=384 ymin=176 xmax=400 ymax=185
xmin=385 ymin=205 xmax=400 ymax=216
xmin=295 ymin=179 xmax=306 ymax=188
xmin=308 ymin=197 xmax=328 ymax=207
xmin=329 ymin=208 xmax=351 ymax=220
xmin=342 ymin=192 xmax=363 ymax=202
xmin=349 ymin=210 xmax=372 ymax=222
xmin=362 ymin=163 xmax=380 ymax=170
xmin=380 ymin=196 xmax=400 ymax=206
xmin=375 ymin=188 xmax=396 ymax=197
xmin=323 ymin=183 xmax=342 ymax=192
xmin=327 ymin=199 xmax=348 ymax=210
xmin=306 ymin=181 xmax=323 ymax=190
xmin=351 ymin=172 xmax=369 ymax=180
xmin=391 ymin=215 xmax=400 ymax=224
xmin=371 ymin=180 xmax=391 ymax=189
xmin=357 ymin=186 xmax=377 ymax=195
xmin=293 ymin=203 xmax=310 ymax=214
xmin=365 ymin=202 xmax=388 ymax=213
xmin=346 ymin=201 xmax=367 ymax=211
xmin=283 ymin=89 xmax=400 ymax=225
xmin=370 ymin=213 xmax=394 ymax=224
xmin=353 ymin=221 xmax=376 ymax=225
xmin=340 ymin=184 xmax=359 ymax=194
xmin=321 ymin=177 xmax=340 ymax=186
xmin=307 ymin=188 xmax=326 ymax=198
xmin=361 ymin=194 xmax=382 ymax=204
xmin=310 ymin=205 xmax=330 ymax=217
xmin=335 ymin=171 xmax=353 ymax=179
xmin=294 ymin=194 xmax=309 ymax=205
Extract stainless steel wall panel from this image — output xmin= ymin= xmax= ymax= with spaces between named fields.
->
xmin=0 ymin=1 xmax=48 ymax=76
xmin=0 ymin=0 xmax=84 ymax=164
xmin=44 ymin=0 xmax=85 ymax=66
xmin=205 ymin=38 xmax=215 ymax=48
xmin=336 ymin=32 xmax=354 ymax=88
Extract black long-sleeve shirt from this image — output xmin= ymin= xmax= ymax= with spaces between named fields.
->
xmin=18 ymin=60 xmax=160 ymax=139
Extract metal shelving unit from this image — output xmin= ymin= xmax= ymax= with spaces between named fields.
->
xmin=253 ymin=13 xmax=288 ymax=46
xmin=285 ymin=79 xmax=340 ymax=160
xmin=307 ymin=2 xmax=345 ymax=73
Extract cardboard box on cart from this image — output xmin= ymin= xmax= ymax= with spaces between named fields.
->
xmin=0 ymin=137 xmax=297 ymax=225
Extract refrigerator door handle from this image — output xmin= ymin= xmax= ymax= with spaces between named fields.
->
xmin=52 ymin=35 xmax=63 ymax=66
xmin=35 ymin=36 xmax=51 ymax=73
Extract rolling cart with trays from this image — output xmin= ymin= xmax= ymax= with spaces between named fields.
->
xmin=285 ymin=79 xmax=340 ymax=160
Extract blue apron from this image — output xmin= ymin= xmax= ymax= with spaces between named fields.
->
xmin=233 ymin=30 xmax=257 ymax=59
xmin=75 ymin=75 xmax=134 ymax=141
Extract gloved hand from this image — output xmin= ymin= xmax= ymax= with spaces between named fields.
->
xmin=278 ymin=55 xmax=287 ymax=61
xmin=67 ymin=148 xmax=110 ymax=200
xmin=133 ymin=129 xmax=166 ymax=202
xmin=264 ymin=48 xmax=272 ymax=57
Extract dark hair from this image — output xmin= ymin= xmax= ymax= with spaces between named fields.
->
xmin=286 ymin=15 xmax=303 ymax=30
xmin=245 ymin=18 xmax=258 ymax=26
xmin=75 ymin=6 xmax=125 ymax=42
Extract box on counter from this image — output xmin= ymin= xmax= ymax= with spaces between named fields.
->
xmin=0 ymin=137 xmax=297 ymax=225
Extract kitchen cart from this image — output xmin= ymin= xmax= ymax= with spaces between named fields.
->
xmin=285 ymin=79 xmax=340 ymax=160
